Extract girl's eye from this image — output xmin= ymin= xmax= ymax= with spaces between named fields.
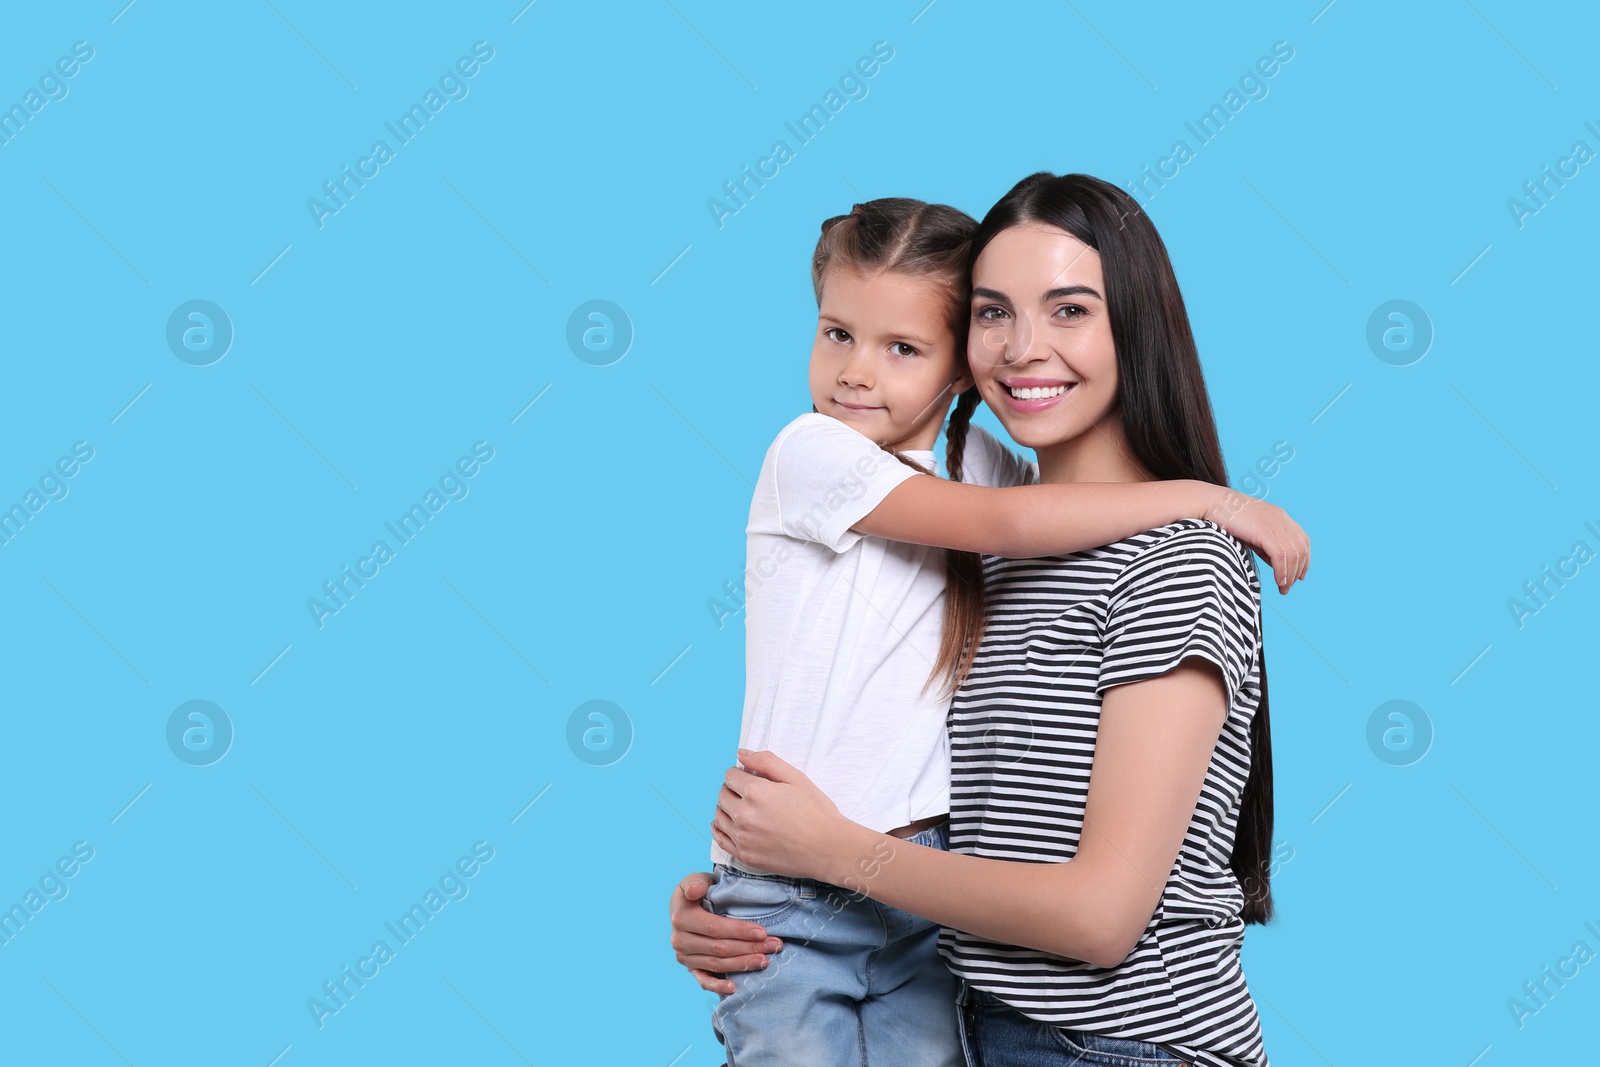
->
xmin=824 ymin=327 xmax=852 ymax=344
xmin=890 ymin=342 xmax=919 ymax=358
xmin=975 ymin=305 xmax=1009 ymax=322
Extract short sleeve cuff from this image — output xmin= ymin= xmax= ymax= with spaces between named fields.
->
xmin=1096 ymin=525 xmax=1259 ymax=697
xmin=796 ymin=455 xmax=921 ymax=552
xmin=1096 ymin=624 xmax=1242 ymax=696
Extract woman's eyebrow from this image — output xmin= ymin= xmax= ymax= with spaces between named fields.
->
xmin=971 ymin=287 xmax=1009 ymax=302
xmin=1042 ymin=284 xmax=1103 ymax=301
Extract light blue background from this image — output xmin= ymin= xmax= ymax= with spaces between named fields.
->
xmin=1 ymin=1 xmax=1595 ymax=1064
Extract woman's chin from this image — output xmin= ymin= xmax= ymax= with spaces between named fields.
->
xmin=990 ymin=415 xmax=1064 ymax=451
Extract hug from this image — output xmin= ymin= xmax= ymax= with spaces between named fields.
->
xmin=669 ymin=171 xmax=1311 ymax=1067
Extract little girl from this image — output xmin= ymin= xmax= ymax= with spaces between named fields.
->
xmin=690 ymin=197 xmax=1306 ymax=1067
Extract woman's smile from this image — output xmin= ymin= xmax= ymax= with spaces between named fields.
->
xmin=998 ymin=376 xmax=1078 ymax=412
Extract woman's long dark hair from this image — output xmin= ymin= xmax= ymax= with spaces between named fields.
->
xmin=946 ymin=171 xmax=1277 ymax=924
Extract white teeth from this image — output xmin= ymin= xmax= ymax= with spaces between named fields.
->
xmin=1008 ymin=384 xmax=1071 ymax=399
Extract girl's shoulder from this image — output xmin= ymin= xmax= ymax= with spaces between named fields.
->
xmin=762 ymin=411 xmax=888 ymax=472
xmin=768 ymin=410 xmax=841 ymax=449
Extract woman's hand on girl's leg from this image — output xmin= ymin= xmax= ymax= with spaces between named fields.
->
xmin=668 ymin=872 xmax=783 ymax=994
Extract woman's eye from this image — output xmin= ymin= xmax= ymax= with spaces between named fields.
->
xmin=824 ymin=327 xmax=851 ymax=343
xmin=1056 ymin=304 xmax=1086 ymax=320
xmin=975 ymin=305 xmax=1008 ymax=322
xmin=890 ymin=342 xmax=919 ymax=358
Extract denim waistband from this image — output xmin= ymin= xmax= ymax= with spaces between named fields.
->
xmin=720 ymin=818 xmax=949 ymax=882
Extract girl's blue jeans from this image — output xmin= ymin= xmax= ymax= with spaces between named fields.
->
xmin=704 ymin=820 xmax=963 ymax=1067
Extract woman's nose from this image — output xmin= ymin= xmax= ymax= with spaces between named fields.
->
xmin=1000 ymin=314 xmax=1042 ymax=364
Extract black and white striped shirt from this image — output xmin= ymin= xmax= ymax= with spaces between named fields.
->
xmin=938 ymin=518 xmax=1269 ymax=1067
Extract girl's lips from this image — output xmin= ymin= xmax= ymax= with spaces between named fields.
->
xmin=999 ymin=381 xmax=1076 ymax=413
xmin=833 ymin=399 xmax=882 ymax=412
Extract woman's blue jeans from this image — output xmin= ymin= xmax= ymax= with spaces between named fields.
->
xmin=957 ymin=979 xmax=1189 ymax=1066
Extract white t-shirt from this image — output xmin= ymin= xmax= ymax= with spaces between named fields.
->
xmin=711 ymin=412 xmax=1036 ymax=873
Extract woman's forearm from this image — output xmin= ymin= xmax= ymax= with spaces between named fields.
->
xmin=820 ymin=820 xmax=1143 ymax=969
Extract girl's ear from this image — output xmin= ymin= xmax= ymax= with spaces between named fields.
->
xmin=949 ymin=365 xmax=975 ymax=398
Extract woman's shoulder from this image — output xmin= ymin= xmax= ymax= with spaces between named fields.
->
xmin=979 ymin=518 xmax=1256 ymax=593
xmin=1107 ymin=518 xmax=1258 ymax=589
xmin=1127 ymin=516 xmax=1250 ymax=555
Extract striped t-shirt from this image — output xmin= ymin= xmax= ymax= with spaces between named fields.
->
xmin=938 ymin=518 xmax=1269 ymax=1067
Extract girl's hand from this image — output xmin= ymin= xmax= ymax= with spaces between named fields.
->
xmin=712 ymin=749 xmax=847 ymax=880
xmin=667 ymin=871 xmax=783 ymax=994
xmin=1203 ymin=489 xmax=1310 ymax=594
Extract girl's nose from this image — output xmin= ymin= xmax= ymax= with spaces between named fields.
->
xmin=838 ymin=352 xmax=873 ymax=387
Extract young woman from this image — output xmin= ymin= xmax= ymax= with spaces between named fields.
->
xmin=673 ymin=172 xmax=1289 ymax=1067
